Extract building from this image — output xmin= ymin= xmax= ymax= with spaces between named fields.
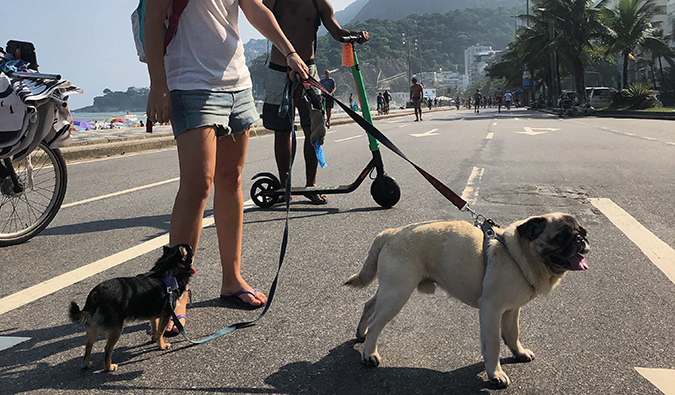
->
xmin=463 ymin=45 xmax=501 ymax=89
xmin=668 ymin=0 xmax=675 ymax=44
xmin=416 ymin=71 xmax=462 ymax=89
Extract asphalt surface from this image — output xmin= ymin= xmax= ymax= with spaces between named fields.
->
xmin=1 ymin=108 xmax=674 ymax=394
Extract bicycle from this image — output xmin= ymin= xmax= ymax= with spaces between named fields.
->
xmin=0 ymin=142 xmax=68 ymax=246
xmin=1 ymin=40 xmax=78 ymax=246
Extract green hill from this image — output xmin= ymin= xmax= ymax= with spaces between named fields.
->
xmin=250 ymin=7 xmax=519 ymax=101
xmin=352 ymin=0 xmax=526 ymax=22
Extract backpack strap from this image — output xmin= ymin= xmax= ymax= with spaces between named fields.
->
xmin=163 ymin=0 xmax=190 ymax=55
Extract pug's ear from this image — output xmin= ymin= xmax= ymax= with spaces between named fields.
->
xmin=517 ymin=217 xmax=548 ymax=240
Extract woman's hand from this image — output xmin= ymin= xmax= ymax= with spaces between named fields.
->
xmin=286 ymin=52 xmax=309 ymax=81
xmin=146 ymin=84 xmax=171 ymax=124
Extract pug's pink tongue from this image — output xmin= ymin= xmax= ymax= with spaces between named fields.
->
xmin=568 ymin=254 xmax=589 ymax=270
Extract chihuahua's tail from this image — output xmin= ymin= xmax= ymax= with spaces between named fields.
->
xmin=344 ymin=228 xmax=396 ymax=288
xmin=69 ymin=302 xmax=90 ymax=324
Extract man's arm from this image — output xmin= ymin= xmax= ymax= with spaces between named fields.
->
xmin=318 ymin=0 xmax=369 ymax=43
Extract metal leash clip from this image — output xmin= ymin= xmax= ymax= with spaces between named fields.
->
xmin=464 ymin=204 xmax=500 ymax=238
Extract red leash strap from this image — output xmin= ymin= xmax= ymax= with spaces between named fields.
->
xmin=303 ymin=77 xmax=469 ymax=211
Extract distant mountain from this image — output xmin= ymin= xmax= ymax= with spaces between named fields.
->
xmin=73 ymin=87 xmax=149 ymax=113
xmin=319 ymin=0 xmax=368 ymax=37
xmin=243 ymin=38 xmax=269 ymax=66
xmin=352 ymin=0 xmax=525 ymax=22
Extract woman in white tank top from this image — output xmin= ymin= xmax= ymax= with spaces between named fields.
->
xmin=144 ymin=0 xmax=309 ymax=333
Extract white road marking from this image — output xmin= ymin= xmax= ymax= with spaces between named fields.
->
xmin=642 ymin=137 xmax=657 ymax=141
xmin=668 ymin=142 xmax=675 ymax=146
xmin=590 ymin=198 xmax=675 ymax=285
xmin=635 ymin=367 xmax=675 ymax=395
xmin=486 ymin=132 xmax=494 ymax=140
xmin=518 ymin=127 xmax=548 ymax=136
xmin=461 ymin=167 xmax=484 ymax=204
xmin=335 ymin=135 xmax=363 ymax=142
xmin=0 ymin=336 xmax=30 ymax=351
xmin=0 ymin=201 xmax=255 ymax=315
xmin=62 ymin=178 xmax=180 ymax=208
xmin=411 ymin=128 xmax=439 ymax=138
xmin=492 ymin=122 xmax=497 ymax=126
xmin=398 ymin=124 xmax=408 ymax=128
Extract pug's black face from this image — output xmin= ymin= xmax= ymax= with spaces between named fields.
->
xmin=517 ymin=214 xmax=590 ymax=274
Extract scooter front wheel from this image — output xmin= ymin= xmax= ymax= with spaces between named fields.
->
xmin=251 ymin=177 xmax=279 ymax=208
xmin=371 ymin=175 xmax=400 ymax=208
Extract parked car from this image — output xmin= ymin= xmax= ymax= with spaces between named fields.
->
xmin=586 ymin=87 xmax=615 ymax=108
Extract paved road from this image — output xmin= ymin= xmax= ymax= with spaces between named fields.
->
xmin=1 ymin=108 xmax=674 ymax=394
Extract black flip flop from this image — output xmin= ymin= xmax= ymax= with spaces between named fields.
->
xmin=304 ymin=193 xmax=328 ymax=205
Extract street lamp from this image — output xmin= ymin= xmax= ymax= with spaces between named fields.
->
xmin=402 ymin=32 xmax=411 ymax=85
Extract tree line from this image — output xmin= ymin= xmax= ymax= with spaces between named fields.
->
xmin=486 ymin=0 xmax=675 ymax=107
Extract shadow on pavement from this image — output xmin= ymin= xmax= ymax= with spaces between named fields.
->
xmin=0 ymin=322 xmax=153 ymax=393
xmin=262 ymin=339 xmax=496 ymax=395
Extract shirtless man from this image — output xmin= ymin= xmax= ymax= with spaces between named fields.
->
xmin=263 ymin=0 xmax=369 ymax=204
xmin=410 ymin=77 xmax=423 ymax=121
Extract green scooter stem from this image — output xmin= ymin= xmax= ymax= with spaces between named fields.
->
xmin=349 ymin=49 xmax=380 ymax=152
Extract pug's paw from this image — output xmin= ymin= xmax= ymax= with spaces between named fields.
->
xmin=362 ymin=352 xmax=381 ymax=367
xmin=513 ymin=348 xmax=535 ymax=362
xmin=488 ymin=370 xmax=510 ymax=388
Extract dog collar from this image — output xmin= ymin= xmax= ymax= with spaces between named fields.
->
xmin=164 ymin=276 xmax=179 ymax=292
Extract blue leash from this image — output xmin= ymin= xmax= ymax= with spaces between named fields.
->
xmin=168 ymin=125 xmax=297 ymax=344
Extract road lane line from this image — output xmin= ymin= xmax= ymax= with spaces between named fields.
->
xmin=335 ymin=135 xmax=363 ymax=142
xmin=635 ymin=368 xmax=675 ymax=395
xmin=398 ymin=124 xmax=408 ymax=128
xmin=461 ymin=167 xmax=484 ymax=204
xmin=0 ymin=201 xmax=255 ymax=315
xmin=62 ymin=178 xmax=180 ymax=208
xmin=486 ymin=132 xmax=494 ymax=140
xmin=590 ymin=198 xmax=675 ymax=285
xmin=0 ymin=336 xmax=31 ymax=351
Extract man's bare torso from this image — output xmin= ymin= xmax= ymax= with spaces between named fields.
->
xmin=264 ymin=0 xmax=321 ymax=64
xmin=410 ymin=83 xmax=423 ymax=100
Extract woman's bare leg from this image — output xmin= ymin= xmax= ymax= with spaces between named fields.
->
xmin=214 ymin=131 xmax=267 ymax=306
xmin=167 ymin=127 xmax=218 ymax=330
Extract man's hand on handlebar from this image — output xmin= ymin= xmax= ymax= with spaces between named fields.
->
xmin=340 ymin=31 xmax=369 ymax=44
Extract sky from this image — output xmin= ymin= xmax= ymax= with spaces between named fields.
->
xmin=0 ymin=0 xmax=358 ymax=110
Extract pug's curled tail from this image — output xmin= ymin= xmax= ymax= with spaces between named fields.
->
xmin=69 ymin=302 xmax=90 ymax=324
xmin=345 ymin=228 xmax=395 ymax=288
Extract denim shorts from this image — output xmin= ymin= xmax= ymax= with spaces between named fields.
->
xmin=170 ymin=88 xmax=259 ymax=139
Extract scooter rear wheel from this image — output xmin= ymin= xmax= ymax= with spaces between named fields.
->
xmin=371 ymin=175 xmax=400 ymax=208
xmin=251 ymin=177 xmax=279 ymax=208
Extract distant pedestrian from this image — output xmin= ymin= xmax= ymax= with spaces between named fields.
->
xmin=494 ymin=88 xmax=504 ymax=113
xmin=409 ymin=77 xmax=423 ymax=121
xmin=320 ymin=69 xmax=336 ymax=128
xmin=473 ymin=89 xmax=482 ymax=114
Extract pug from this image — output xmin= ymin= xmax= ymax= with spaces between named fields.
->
xmin=345 ymin=213 xmax=589 ymax=388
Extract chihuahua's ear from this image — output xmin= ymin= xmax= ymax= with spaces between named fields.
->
xmin=163 ymin=245 xmax=172 ymax=255
xmin=177 ymin=244 xmax=193 ymax=261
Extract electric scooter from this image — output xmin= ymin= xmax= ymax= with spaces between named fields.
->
xmin=250 ymin=35 xmax=400 ymax=209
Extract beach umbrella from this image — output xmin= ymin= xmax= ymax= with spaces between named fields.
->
xmin=73 ymin=120 xmax=94 ymax=130
xmin=110 ymin=117 xmax=129 ymax=123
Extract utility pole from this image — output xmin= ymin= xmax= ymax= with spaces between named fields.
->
xmin=402 ymin=33 xmax=411 ymax=85
xmin=527 ymin=0 xmax=529 ymax=27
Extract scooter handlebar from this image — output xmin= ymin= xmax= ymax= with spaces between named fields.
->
xmin=339 ymin=35 xmax=362 ymax=43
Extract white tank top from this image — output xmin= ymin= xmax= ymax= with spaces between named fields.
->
xmin=164 ymin=0 xmax=252 ymax=92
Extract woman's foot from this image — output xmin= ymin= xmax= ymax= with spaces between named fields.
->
xmin=164 ymin=314 xmax=186 ymax=337
xmin=221 ymin=280 xmax=267 ymax=308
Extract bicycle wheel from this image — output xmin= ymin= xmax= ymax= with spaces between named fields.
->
xmin=0 ymin=142 xmax=68 ymax=246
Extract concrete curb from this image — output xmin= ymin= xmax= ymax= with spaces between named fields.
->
xmin=61 ymin=108 xmax=444 ymax=163
xmin=536 ymin=107 xmax=675 ymax=120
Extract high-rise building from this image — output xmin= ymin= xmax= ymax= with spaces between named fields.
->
xmin=464 ymin=45 xmax=500 ymax=89
xmin=667 ymin=0 xmax=675 ymax=43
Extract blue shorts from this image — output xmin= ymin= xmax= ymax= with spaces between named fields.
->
xmin=170 ymin=88 xmax=259 ymax=139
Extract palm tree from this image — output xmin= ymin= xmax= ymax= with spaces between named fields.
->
xmin=518 ymin=0 xmax=605 ymax=100
xmin=598 ymin=0 xmax=667 ymax=89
